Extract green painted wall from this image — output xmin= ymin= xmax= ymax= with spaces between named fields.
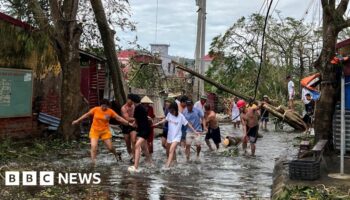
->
xmin=0 ymin=68 xmax=33 ymax=118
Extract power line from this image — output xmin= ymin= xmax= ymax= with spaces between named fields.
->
xmin=253 ymin=0 xmax=274 ymax=101
xmin=301 ymin=0 xmax=314 ymax=21
xmin=258 ymin=0 xmax=268 ymax=15
xmin=236 ymin=0 xmax=269 ymax=60
xmin=270 ymin=0 xmax=280 ymax=18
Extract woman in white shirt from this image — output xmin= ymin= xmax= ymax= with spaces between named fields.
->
xmin=154 ymin=102 xmax=199 ymax=168
xmin=230 ymin=97 xmax=241 ymax=129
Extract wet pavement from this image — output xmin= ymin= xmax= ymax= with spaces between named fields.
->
xmin=76 ymin=124 xmax=298 ymax=199
xmin=0 ymin=123 xmax=298 ymax=199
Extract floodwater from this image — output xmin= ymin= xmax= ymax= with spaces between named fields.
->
xmin=60 ymin=123 xmax=297 ymax=200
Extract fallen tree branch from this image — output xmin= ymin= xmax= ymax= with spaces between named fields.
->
xmin=174 ymin=62 xmax=307 ymax=131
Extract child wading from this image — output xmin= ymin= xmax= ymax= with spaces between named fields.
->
xmin=154 ymin=102 xmax=199 ymax=168
xmin=72 ymin=99 xmax=130 ymax=165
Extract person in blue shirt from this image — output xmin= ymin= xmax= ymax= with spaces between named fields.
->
xmin=183 ymin=100 xmax=204 ymax=161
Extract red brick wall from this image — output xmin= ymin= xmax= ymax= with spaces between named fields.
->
xmin=40 ymin=88 xmax=61 ymax=118
xmin=0 ymin=116 xmax=38 ymax=138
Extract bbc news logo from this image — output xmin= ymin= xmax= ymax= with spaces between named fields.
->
xmin=5 ymin=171 xmax=101 ymax=186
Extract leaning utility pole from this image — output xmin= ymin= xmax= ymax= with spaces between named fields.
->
xmin=194 ymin=0 xmax=206 ymax=100
xmin=199 ymin=0 xmax=206 ymax=97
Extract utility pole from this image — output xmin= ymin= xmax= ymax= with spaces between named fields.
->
xmin=194 ymin=0 xmax=206 ymax=100
xmin=199 ymin=0 xmax=206 ymax=97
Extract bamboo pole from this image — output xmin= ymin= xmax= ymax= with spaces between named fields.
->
xmin=174 ymin=62 xmax=307 ymax=131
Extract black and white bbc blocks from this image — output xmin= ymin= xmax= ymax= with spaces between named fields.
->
xmin=5 ymin=171 xmax=54 ymax=186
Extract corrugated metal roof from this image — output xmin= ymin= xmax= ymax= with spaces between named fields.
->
xmin=0 ymin=12 xmax=33 ymax=31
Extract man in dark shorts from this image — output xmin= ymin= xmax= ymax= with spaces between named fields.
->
xmin=203 ymin=104 xmax=221 ymax=151
xmin=128 ymin=94 xmax=151 ymax=173
xmin=302 ymin=93 xmax=315 ymax=133
xmin=121 ymin=94 xmax=137 ymax=162
xmin=260 ymin=95 xmax=270 ymax=131
xmin=237 ymin=100 xmax=260 ymax=157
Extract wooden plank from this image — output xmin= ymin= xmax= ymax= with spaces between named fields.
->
xmin=312 ymin=139 xmax=327 ymax=151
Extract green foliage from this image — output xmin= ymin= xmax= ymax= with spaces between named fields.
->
xmin=0 ymin=138 xmax=84 ymax=164
xmin=221 ymin=147 xmax=239 ymax=157
xmin=276 ymin=185 xmax=350 ymax=200
xmin=128 ymin=58 xmax=165 ymax=91
xmin=207 ymin=13 xmax=321 ymax=104
xmin=0 ymin=21 xmax=59 ymax=76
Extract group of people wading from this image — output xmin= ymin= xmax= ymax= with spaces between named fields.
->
xmin=72 ymin=94 xmax=225 ymax=173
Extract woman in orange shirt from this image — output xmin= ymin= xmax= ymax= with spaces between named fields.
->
xmin=72 ymin=99 xmax=130 ymax=165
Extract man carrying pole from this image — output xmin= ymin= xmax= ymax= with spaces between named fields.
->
xmin=237 ymin=100 xmax=260 ymax=157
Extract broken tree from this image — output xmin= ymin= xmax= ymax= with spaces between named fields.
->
xmin=174 ymin=62 xmax=307 ymax=131
xmin=90 ymin=0 xmax=126 ymax=104
xmin=29 ymin=0 xmax=84 ymax=140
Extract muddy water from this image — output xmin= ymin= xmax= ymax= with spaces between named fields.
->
xmin=76 ymin=124 xmax=298 ymax=200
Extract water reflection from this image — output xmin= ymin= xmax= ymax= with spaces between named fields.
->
xmin=62 ymin=123 xmax=297 ymax=199
xmin=117 ymin=175 xmax=151 ymax=200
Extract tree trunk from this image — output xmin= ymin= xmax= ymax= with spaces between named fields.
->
xmin=312 ymin=0 xmax=350 ymax=146
xmin=299 ymin=44 xmax=305 ymax=95
xmin=314 ymin=26 xmax=339 ymax=141
xmin=55 ymin=21 xmax=84 ymax=140
xmin=90 ymin=0 xmax=126 ymax=105
xmin=314 ymin=83 xmax=337 ymax=141
xmin=28 ymin=0 xmax=84 ymax=140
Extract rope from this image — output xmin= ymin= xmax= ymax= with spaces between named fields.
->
xmin=282 ymin=110 xmax=288 ymax=121
xmin=253 ymin=0 xmax=274 ymax=101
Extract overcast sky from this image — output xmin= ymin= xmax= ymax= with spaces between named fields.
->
xmin=118 ymin=0 xmax=318 ymax=58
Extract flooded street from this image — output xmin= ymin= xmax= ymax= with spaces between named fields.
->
xmin=86 ymin=123 xmax=297 ymax=199
xmin=0 ymin=123 xmax=298 ymax=199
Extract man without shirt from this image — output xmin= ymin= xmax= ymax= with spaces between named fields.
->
xmin=203 ymin=104 xmax=221 ymax=151
xmin=237 ymin=100 xmax=260 ymax=157
xmin=121 ymin=94 xmax=137 ymax=162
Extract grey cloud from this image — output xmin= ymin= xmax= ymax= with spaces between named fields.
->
xmin=118 ymin=0 xmax=312 ymax=58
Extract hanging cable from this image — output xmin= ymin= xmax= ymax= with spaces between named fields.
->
xmin=252 ymin=0 xmax=274 ymax=102
xmin=236 ymin=0 xmax=269 ymax=61
xmin=270 ymin=0 xmax=280 ymax=18
xmin=301 ymin=0 xmax=314 ymax=22
xmin=258 ymin=0 xmax=268 ymax=15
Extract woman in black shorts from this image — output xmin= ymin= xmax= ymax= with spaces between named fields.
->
xmin=128 ymin=95 xmax=152 ymax=173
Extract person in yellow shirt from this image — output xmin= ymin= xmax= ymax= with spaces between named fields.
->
xmin=72 ymin=99 xmax=130 ymax=165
